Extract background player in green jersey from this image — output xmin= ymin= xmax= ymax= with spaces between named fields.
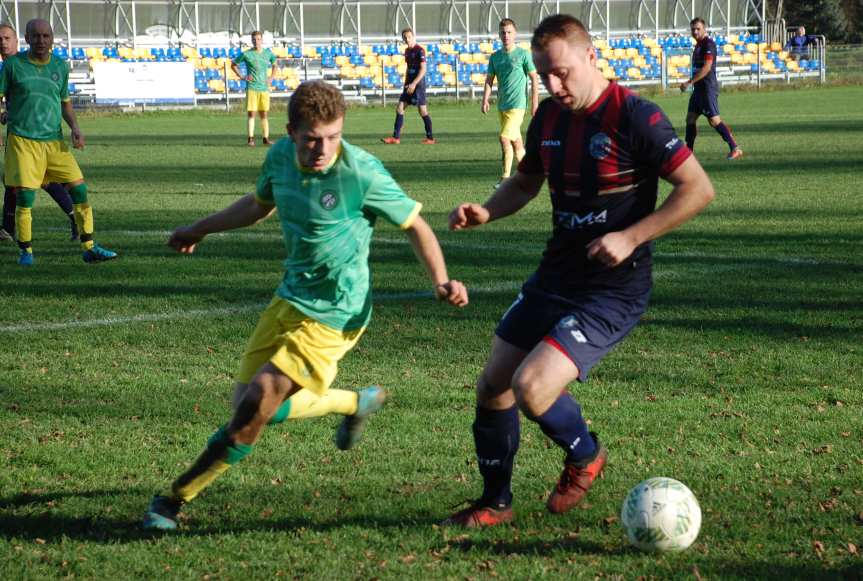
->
xmin=482 ymin=19 xmax=539 ymax=185
xmin=0 ymin=19 xmax=116 ymax=266
xmin=143 ymin=80 xmax=469 ymax=530
xmin=231 ymin=31 xmax=277 ymax=146
xmin=0 ymin=23 xmax=77 ymax=244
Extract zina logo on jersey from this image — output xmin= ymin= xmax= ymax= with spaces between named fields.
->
xmin=554 ymin=209 xmax=608 ymax=230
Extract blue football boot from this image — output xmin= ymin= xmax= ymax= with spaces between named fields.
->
xmin=82 ymin=244 xmax=118 ymax=263
xmin=335 ymin=386 xmax=387 ymax=450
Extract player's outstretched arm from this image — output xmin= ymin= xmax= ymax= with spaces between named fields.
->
xmin=404 ymin=214 xmax=468 ymax=307
xmin=448 ymin=171 xmax=544 ymax=230
xmin=168 ymin=193 xmax=275 ymax=254
xmin=586 ymin=156 xmax=715 ymax=267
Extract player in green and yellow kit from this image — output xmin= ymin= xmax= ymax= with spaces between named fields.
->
xmin=0 ymin=19 xmax=116 ymax=266
xmin=231 ymin=31 xmax=277 ymax=146
xmin=143 ymin=80 xmax=469 ymax=530
xmin=482 ymin=19 xmax=539 ymax=184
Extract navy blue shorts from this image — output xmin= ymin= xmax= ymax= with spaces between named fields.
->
xmin=495 ymin=278 xmax=651 ymax=382
xmin=688 ymin=90 xmax=720 ymax=118
xmin=399 ymin=83 xmax=427 ymax=106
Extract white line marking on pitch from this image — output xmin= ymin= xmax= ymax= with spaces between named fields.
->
xmin=0 ymin=281 xmax=523 ymax=334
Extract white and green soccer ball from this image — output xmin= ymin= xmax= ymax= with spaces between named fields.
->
xmin=621 ymin=477 xmax=702 ymax=552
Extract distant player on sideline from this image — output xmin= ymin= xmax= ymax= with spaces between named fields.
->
xmin=443 ymin=14 xmax=714 ymax=528
xmin=143 ymin=80 xmax=468 ymax=530
xmin=0 ymin=19 xmax=116 ymax=266
xmin=231 ymin=31 xmax=277 ymax=147
xmin=0 ymin=23 xmax=77 ymax=243
xmin=381 ymin=28 xmax=435 ymax=145
xmin=680 ymin=17 xmax=743 ymax=160
xmin=482 ymin=19 xmax=539 ymax=185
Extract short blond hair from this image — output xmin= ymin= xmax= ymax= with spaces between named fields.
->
xmin=288 ymin=80 xmax=346 ymax=128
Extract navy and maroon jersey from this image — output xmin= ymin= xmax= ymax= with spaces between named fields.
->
xmin=404 ymin=44 xmax=426 ymax=85
xmin=691 ymin=37 xmax=719 ymax=93
xmin=517 ymin=81 xmax=691 ymax=292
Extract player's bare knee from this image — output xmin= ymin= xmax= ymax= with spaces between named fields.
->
xmin=510 ymin=368 xmax=556 ymax=417
xmin=708 ymin=116 xmax=721 ymax=127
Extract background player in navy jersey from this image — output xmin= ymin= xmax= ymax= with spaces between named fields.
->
xmin=381 ymin=28 xmax=435 ymax=145
xmin=443 ymin=14 xmax=715 ymax=528
xmin=0 ymin=23 xmax=77 ymax=243
xmin=680 ymin=17 xmax=743 ymax=160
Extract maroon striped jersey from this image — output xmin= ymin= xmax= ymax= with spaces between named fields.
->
xmin=518 ymin=81 xmax=691 ymax=291
xmin=404 ymin=44 xmax=426 ymax=85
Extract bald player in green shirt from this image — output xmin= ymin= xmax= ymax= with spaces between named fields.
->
xmin=482 ymin=19 xmax=539 ymax=185
xmin=143 ymin=80 xmax=469 ymax=530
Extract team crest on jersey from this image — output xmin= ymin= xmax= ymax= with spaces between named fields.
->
xmin=51 ymin=72 xmax=60 ymax=82
xmin=589 ymin=133 xmax=612 ymax=160
xmin=320 ymin=191 xmax=339 ymax=210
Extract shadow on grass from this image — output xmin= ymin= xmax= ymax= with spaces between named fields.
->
xmin=0 ymin=488 xmax=442 ymax=543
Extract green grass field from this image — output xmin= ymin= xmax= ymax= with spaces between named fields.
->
xmin=1 ymin=85 xmax=861 ymax=579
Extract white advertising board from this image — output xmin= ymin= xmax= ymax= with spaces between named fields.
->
xmin=94 ymin=61 xmax=196 ymax=105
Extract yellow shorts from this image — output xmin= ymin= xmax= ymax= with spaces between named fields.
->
xmin=246 ymin=90 xmax=271 ymax=112
xmin=499 ymin=109 xmax=526 ymax=142
xmin=236 ymin=297 xmax=366 ymax=395
xmin=4 ymin=133 xmax=84 ymax=189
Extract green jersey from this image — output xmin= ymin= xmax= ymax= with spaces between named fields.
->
xmin=487 ymin=46 xmax=535 ymax=111
xmin=256 ymin=138 xmax=421 ymax=331
xmin=0 ymin=53 xmax=70 ymax=141
xmin=232 ymin=48 xmax=276 ymax=92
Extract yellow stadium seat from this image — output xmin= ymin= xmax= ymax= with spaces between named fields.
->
xmin=303 ymin=46 xmax=317 ymax=58
xmin=596 ymin=59 xmax=609 ymax=69
xmin=392 ymin=54 xmax=405 ymax=64
xmin=602 ymin=68 xmax=616 ymax=79
xmin=627 ymin=67 xmax=641 ymax=79
xmin=182 ymin=46 xmax=197 ymax=58
xmin=272 ymin=46 xmax=288 ymax=58
xmin=613 ymin=48 xmax=625 ymax=58
xmin=517 ymin=41 xmax=530 ymax=50
xmin=594 ymin=39 xmax=608 ymax=49
xmin=364 ymin=54 xmax=378 ymax=66
xmin=770 ymin=41 xmax=782 ymax=52
xmin=360 ymin=45 xmax=374 ymax=55
xmin=397 ymin=63 xmax=407 ymax=74
xmin=438 ymin=63 xmax=452 ymax=74
xmin=625 ymin=47 xmax=638 ymax=58
xmin=778 ymin=50 xmax=788 ymax=60
xmin=786 ymin=60 xmax=799 ymax=71
xmin=743 ymin=53 xmax=756 ymax=64
xmin=443 ymin=72 xmax=456 ymax=85
xmin=650 ymin=47 xmax=662 ymax=58
xmin=730 ymin=53 xmax=744 ymax=65
xmin=335 ymin=55 xmax=350 ymax=66
xmin=745 ymin=43 xmax=757 ymax=53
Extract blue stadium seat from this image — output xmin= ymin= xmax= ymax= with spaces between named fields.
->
xmin=72 ymin=47 xmax=85 ymax=60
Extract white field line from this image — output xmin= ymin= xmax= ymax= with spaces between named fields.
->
xmin=46 ymin=227 xmax=853 ymax=267
xmin=0 ymin=281 xmax=523 ymax=334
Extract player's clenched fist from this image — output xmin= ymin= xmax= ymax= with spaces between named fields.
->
xmin=449 ymin=203 xmax=490 ymax=230
xmin=168 ymin=226 xmax=205 ymax=254
xmin=435 ymin=280 xmax=469 ymax=307
xmin=586 ymin=231 xmax=638 ymax=267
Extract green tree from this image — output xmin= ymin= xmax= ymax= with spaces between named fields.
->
xmin=782 ymin=0 xmax=849 ymax=41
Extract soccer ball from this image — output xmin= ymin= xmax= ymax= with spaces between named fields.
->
xmin=620 ymin=477 xmax=702 ymax=552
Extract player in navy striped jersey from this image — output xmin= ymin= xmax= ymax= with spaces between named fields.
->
xmin=680 ymin=17 xmax=743 ymax=160
xmin=443 ymin=14 xmax=715 ymax=528
xmin=381 ymin=28 xmax=435 ymax=145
